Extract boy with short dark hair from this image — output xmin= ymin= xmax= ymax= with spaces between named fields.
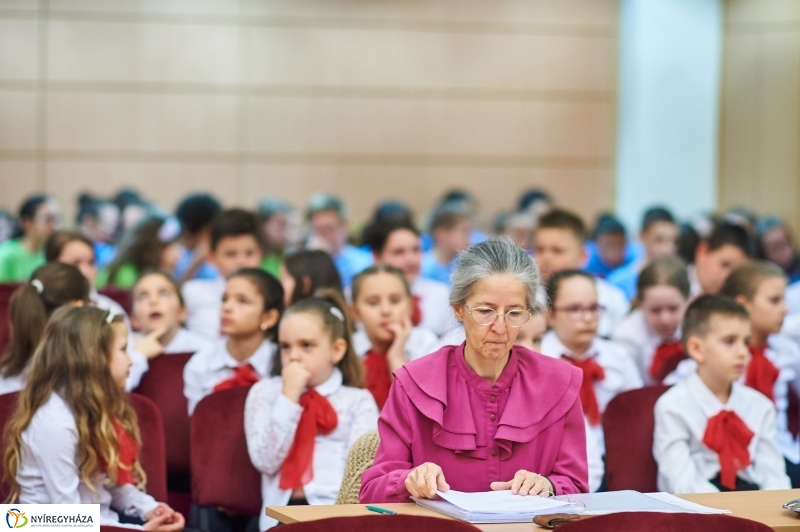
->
xmin=691 ymin=222 xmax=755 ymax=297
xmin=533 ymin=208 xmax=629 ymax=337
xmin=182 ymin=208 xmax=264 ymax=340
xmin=174 ymin=193 xmax=222 ymax=282
xmin=653 ymin=295 xmax=790 ymax=493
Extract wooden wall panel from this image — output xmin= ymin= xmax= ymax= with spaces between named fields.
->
xmin=720 ymin=0 xmax=800 ymax=231
xmin=0 ymin=0 xmax=617 ymax=228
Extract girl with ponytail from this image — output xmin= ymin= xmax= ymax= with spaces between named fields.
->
xmin=245 ymin=289 xmax=378 ymax=530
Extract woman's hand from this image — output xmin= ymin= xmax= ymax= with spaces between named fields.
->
xmin=490 ymin=470 xmax=554 ymax=496
xmin=282 ymin=361 xmax=311 ymax=404
xmin=404 ymin=462 xmax=450 ymax=499
xmin=143 ymin=504 xmax=184 ymax=532
xmin=386 ymin=316 xmax=413 ymax=373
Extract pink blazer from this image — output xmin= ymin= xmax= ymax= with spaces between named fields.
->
xmin=359 ymin=344 xmax=589 ymax=503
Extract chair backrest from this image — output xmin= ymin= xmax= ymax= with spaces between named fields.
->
xmin=190 ymin=386 xmax=262 ymax=516
xmin=128 ymin=393 xmax=168 ymax=503
xmin=336 ymin=430 xmax=380 ymax=504
xmin=602 ymin=384 xmax=670 ymax=492
xmin=278 ymin=515 xmax=481 ymax=532
xmin=133 ymin=352 xmax=194 ymax=474
xmin=98 ymin=287 xmax=132 ymax=315
xmin=557 ymin=512 xmax=772 ymax=532
xmin=0 ymin=284 xmax=20 ymax=353
xmin=0 ymin=392 xmax=20 ymax=501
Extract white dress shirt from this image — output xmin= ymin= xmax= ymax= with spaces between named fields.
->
xmin=687 ymin=265 xmax=703 ymax=299
xmin=410 ymin=277 xmax=457 ymax=337
xmin=17 ymin=393 xmax=159 ymax=529
xmin=351 ymin=327 xmax=440 ymax=362
xmin=535 ymin=278 xmax=630 ymax=338
xmin=585 ymin=417 xmax=604 ymax=493
xmin=183 ymin=338 xmax=276 ymax=415
xmin=612 ymin=309 xmax=681 ymax=384
xmin=540 ymin=331 xmax=643 ymax=454
xmin=663 ymin=334 xmax=800 ymax=464
xmin=92 ymin=291 xmax=148 ymax=392
xmin=654 ymin=372 xmax=791 ymax=494
xmin=244 ymin=368 xmax=379 ymax=530
xmin=181 ymin=277 xmax=225 ymax=341
xmin=0 ymin=374 xmax=24 ymax=395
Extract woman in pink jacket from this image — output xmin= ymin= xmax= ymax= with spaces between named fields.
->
xmin=360 ymin=238 xmax=589 ymax=503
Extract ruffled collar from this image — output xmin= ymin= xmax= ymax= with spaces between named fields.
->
xmin=394 ymin=343 xmax=582 ymax=459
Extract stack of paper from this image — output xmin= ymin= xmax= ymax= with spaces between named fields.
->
xmin=412 ymin=490 xmax=729 ymax=524
xmin=411 ymin=490 xmax=576 ymax=524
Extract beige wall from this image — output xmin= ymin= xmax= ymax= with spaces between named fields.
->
xmin=720 ymin=0 xmax=800 ymax=231
xmin=0 ymin=0 xmax=617 ymax=228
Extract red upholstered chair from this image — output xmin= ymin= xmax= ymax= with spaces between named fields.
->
xmin=557 ymin=512 xmax=772 ymax=531
xmin=277 ymin=515 xmax=481 ymax=532
xmin=0 ymin=391 xmax=20 ymax=501
xmin=133 ymin=352 xmax=194 ymax=498
xmin=98 ymin=286 xmax=132 ymax=315
xmin=602 ymin=384 xmax=670 ymax=492
xmin=190 ymin=386 xmax=262 ymax=524
xmin=128 ymin=393 xmax=168 ymax=503
xmin=0 ymin=283 xmax=20 ymax=352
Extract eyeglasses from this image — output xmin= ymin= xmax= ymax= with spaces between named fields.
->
xmin=464 ymin=305 xmax=531 ymax=328
xmin=552 ymin=304 xmax=605 ymax=321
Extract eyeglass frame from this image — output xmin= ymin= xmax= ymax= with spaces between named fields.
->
xmin=463 ymin=304 xmax=532 ymax=328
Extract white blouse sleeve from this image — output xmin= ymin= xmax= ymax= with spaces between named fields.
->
xmin=752 ymin=406 xmax=792 ymax=489
xmin=653 ymin=401 xmax=718 ymax=494
xmin=346 ymin=391 xmax=380 ymax=449
xmin=244 ymin=381 xmax=303 ymax=476
xmin=108 ymin=484 xmax=159 ymax=520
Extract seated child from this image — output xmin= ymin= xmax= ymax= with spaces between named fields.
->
xmin=690 ymin=221 xmax=754 ymax=297
xmin=183 ymin=209 xmax=265 ymax=341
xmin=349 ymin=265 xmax=440 ymax=409
xmin=131 ymin=270 xmax=212 ymax=358
xmin=4 ymin=306 xmax=186 ymax=530
xmin=244 ymin=291 xmax=378 ymax=530
xmin=534 ymin=209 xmax=630 ymax=337
xmin=612 ymin=258 xmax=690 ymax=384
xmin=654 ymin=295 xmax=791 ymax=493
xmin=720 ymin=261 xmax=800 ymax=487
xmin=183 ymin=268 xmax=283 ymax=414
xmin=0 ymin=263 xmax=89 ymax=395
xmin=540 ymin=270 xmax=642 ymax=456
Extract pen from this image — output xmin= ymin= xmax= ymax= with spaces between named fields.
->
xmin=366 ymin=505 xmax=397 ymax=515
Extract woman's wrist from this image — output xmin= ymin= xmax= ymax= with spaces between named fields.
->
xmin=543 ymin=476 xmax=556 ymax=496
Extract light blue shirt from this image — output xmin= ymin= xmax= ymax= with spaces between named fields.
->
xmin=333 ymin=245 xmax=373 ymax=288
xmin=420 ymin=251 xmax=455 ymax=286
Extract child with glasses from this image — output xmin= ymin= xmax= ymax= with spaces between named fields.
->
xmin=540 ymin=269 xmax=642 ymax=477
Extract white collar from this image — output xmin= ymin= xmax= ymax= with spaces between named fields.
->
xmin=212 ymin=338 xmax=275 ymax=374
xmin=313 ymin=367 xmax=343 ymax=397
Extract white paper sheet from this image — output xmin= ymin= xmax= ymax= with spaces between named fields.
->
xmin=643 ymin=492 xmax=730 ymax=514
xmin=436 ymin=489 xmax=571 ymax=514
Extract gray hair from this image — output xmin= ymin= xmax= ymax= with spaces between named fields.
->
xmin=449 ymin=238 xmax=540 ymax=311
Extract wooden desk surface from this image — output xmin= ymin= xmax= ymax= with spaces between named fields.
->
xmin=266 ymin=489 xmax=800 ymax=532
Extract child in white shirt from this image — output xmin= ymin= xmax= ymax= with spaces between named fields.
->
xmin=245 ymin=290 xmax=378 ymax=530
xmin=182 ymin=209 xmax=265 ymax=341
xmin=131 ymin=270 xmax=212 ymax=358
xmin=7 ymin=306 xmax=186 ymax=530
xmin=654 ymin=294 xmax=790 ymax=493
xmin=184 ymin=268 xmax=283 ymax=414
xmin=540 ymin=270 xmax=642 ymax=462
xmin=613 ymin=258 xmax=690 ymax=384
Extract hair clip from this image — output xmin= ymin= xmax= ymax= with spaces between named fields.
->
xmin=106 ymin=311 xmax=118 ymax=324
xmin=30 ymin=279 xmax=44 ymax=294
xmin=329 ymin=307 xmax=345 ymax=322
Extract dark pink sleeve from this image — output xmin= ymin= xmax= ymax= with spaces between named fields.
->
xmin=549 ymin=394 xmax=590 ymax=495
xmin=358 ymin=380 xmax=417 ymax=503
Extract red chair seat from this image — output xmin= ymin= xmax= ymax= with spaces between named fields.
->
xmin=191 ymin=386 xmax=262 ymax=517
xmin=603 ymin=384 xmax=670 ymax=492
xmin=557 ymin=512 xmax=772 ymax=531
xmin=98 ymin=287 xmax=132 ymax=315
xmin=129 ymin=393 xmax=168 ymax=503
